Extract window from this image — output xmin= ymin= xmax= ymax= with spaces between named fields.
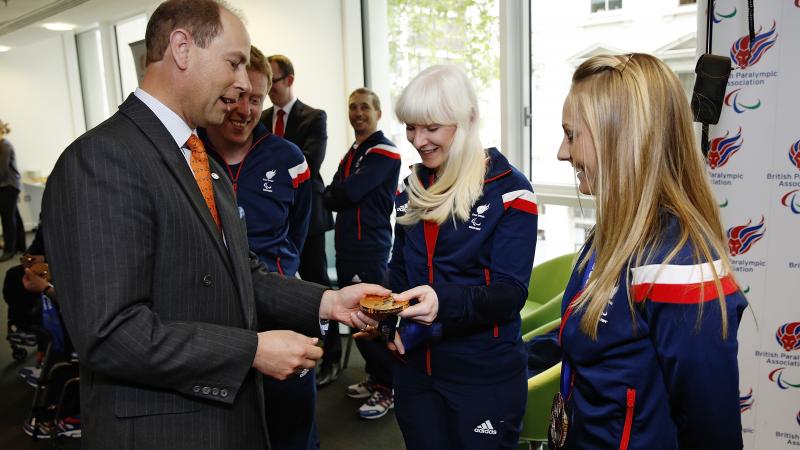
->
xmin=679 ymin=0 xmax=697 ymax=5
xmin=114 ymin=14 xmax=147 ymax=99
xmin=365 ymin=0 xmax=501 ymax=179
xmin=591 ymin=0 xmax=622 ymax=13
xmin=76 ymin=28 xmax=111 ymax=129
xmin=529 ymin=0 xmax=696 ymax=263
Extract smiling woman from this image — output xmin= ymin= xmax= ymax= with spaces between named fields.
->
xmin=388 ymin=65 xmax=539 ymax=450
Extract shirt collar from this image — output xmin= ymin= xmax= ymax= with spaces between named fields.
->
xmin=134 ymin=88 xmax=194 ymax=148
xmin=279 ymin=96 xmax=299 ymax=117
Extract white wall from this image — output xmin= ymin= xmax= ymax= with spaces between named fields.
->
xmin=0 ymin=33 xmax=85 ymax=226
xmin=0 ymin=34 xmax=83 ymax=177
xmin=233 ymin=0 xmax=359 ymax=186
xmin=0 ymin=0 xmax=360 ymax=223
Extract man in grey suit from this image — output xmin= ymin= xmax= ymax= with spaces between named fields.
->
xmin=41 ymin=1 xmax=381 ymax=449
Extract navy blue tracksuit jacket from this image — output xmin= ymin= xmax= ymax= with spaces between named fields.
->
xmin=559 ymin=216 xmax=748 ymax=450
xmin=389 ymin=147 xmax=539 ymax=383
xmin=324 ymin=130 xmax=401 ymax=263
xmin=202 ymin=124 xmax=311 ymax=276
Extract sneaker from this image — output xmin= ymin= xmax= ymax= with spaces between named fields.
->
xmin=25 ymin=373 xmax=40 ymax=388
xmin=19 ymin=364 xmax=41 ymax=380
xmin=23 ymin=418 xmax=53 ymax=439
xmin=57 ymin=416 xmax=81 ymax=438
xmin=345 ymin=376 xmax=377 ymax=399
xmin=8 ymin=331 xmax=37 ymax=346
xmin=358 ymin=388 xmax=394 ymax=419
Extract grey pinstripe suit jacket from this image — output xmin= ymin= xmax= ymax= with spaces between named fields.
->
xmin=42 ymin=94 xmax=327 ymax=450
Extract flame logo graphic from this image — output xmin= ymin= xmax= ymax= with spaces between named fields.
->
xmin=476 ymin=204 xmax=490 ymax=215
xmin=776 ymin=322 xmax=800 ymax=352
xmin=730 ymin=21 xmax=778 ymax=69
xmin=789 ymin=140 xmax=800 ymax=171
xmin=727 ymin=216 xmax=766 ymax=256
xmin=265 ymin=170 xmax=276 ymax=180
xmin=713 ymin=5 xmax=737 ymax=23
xmin=739 ymin=388 xmax=754 ymax=413
xmin=708 ymin=127 xmax=743 ymax=169
xmin=724 ymin=89 xmax=762 ymax=114
xmin=781 ymin=190 xmax=800 ymax=215
xmin=769 ymin=368 xmax=800 ymax=390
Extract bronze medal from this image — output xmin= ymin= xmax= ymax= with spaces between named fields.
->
xmin=549 ymin=392 xmax=569 ymax=448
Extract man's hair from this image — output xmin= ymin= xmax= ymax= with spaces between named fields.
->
xmin=0 ymin=120 xmax=9 ymax=135
xmin=145 ymin=0 xmax=226 ymax=64
xmin=248 ymin=45 xmax=272 ymax=90
xmin=267 ymin=54 xmax=294 ymax=77
xmin=349 ymin=87 xmax=381 ymax=111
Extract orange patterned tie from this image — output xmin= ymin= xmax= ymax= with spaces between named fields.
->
xmin=186 ymin=135 xmax=221 ymax=231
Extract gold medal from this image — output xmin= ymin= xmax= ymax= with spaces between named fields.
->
xmin=549 ymin=392 xmax=569 ymax=448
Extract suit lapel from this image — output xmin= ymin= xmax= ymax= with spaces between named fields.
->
xmin=285 ymin=100 xmax=304 ymax=141
xmin=211 ymin=158 xmax=255 ymax=328
xmin=118 ymin=95 xmax=235 ymax=280
xmin=260 ymin=108 xmax=274 ymax=134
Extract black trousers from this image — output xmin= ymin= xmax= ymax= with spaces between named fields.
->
xmin=298 ymin=233 xmax=330 ymax=287
xmin=0 ymin=186 xmax=25 ymax=253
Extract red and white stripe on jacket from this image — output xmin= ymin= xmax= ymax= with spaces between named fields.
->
xmin=288 ymin=159 xmax=311 ymax=188
xmin=630 ymin=260 xmax=738 ymax=304
xmin=501 ymin=189 xmax=538 ymax=215
xmin=366 ymin=144 xmax=402 ymax=160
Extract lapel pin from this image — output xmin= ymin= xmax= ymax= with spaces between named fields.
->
xmin=211 ymin=173 xmax=220 ymax=180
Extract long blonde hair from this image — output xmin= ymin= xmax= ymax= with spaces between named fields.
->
xmin=567 ymin=54 xmax=734 ymax=339
xmin=395 ymin=65 xmax=486 ymax=225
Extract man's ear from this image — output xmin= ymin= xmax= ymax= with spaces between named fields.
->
xmin=169 ymin=29 xmax=192 ymax=70
xmin=285 ymin=74 xmax=295 ymax=87
xmin=377 ymin=110 xmax=382 ymax=121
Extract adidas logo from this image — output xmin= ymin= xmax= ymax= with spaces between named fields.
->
xmin=473 ymin=420 xmax=497 ymax=435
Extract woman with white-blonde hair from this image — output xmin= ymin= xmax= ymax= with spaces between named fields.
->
xmin=386 ymin=65 xmax=539 ymax=449
xmin=551 ymin=53 xmax=748 ymax=450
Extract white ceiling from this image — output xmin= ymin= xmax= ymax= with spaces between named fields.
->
xmin=0 ymin=0 xmax=156 ymax=49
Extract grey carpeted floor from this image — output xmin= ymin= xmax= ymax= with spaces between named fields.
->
xmin=0 ymin=249 xmax=405 ymax=450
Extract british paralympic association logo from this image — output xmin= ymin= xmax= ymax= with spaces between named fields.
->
xmin=739 ymin=388 xmax=754 ymax=412
xmin=790 ymin=139 xmax=800 ymax=171
xmin=713 ymin=4 xmax=736 ymax=23
xmin=777 ymin=322 xmax=800 ymax=352
xmin=768 ymin=139 xmax=800 ymax=211
xmin=730 ymin=21 xmax=778 ymax=69
xmin=769 ymin=368 xmax=800 ymax=390
xmin=727 ymin=217 xmax=765 ymax=257
xmin=708 ymin=127 xmax=743 ymax=170
xmin=723 ymin=89 xmax=762 ymax=114
xmin=782 ymin=190 xmax=800 ymax=215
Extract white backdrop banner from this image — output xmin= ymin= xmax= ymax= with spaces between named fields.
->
xmin=707 ymin=1 xmax=800 ymax=449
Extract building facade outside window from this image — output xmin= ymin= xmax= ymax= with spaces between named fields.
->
xmin=529 ymin=0 xmax=697 ymax=264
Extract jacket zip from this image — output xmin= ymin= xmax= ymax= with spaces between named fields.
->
xmin=619 ymin=388 xmax=636 ymax=450
xmin=484 ymin=268 xmax=498 ymax=337
xmin=356 ymin=207 xmax=361 ymax=240
xmin=423 ymin=220 xmax=439 ymax=375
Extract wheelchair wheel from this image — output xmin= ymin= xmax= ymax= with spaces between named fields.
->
xmin=12 ymin=346 xmax=28 ymax=362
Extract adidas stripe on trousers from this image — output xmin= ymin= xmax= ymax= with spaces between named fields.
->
xmin=393 ymin=361 xmax=527 ymax=450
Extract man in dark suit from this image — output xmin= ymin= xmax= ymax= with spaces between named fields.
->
xmin=41 ymin=2 xmax=382 ymax=449
xmin=260 ymin=55 xmax=334 ymax=289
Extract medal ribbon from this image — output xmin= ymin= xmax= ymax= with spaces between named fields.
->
xmin=559 ymin=252 xmax=595 ymax=399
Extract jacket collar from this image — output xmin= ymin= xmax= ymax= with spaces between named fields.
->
xmin=414 ymin=147 xmax=512 ymax=188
